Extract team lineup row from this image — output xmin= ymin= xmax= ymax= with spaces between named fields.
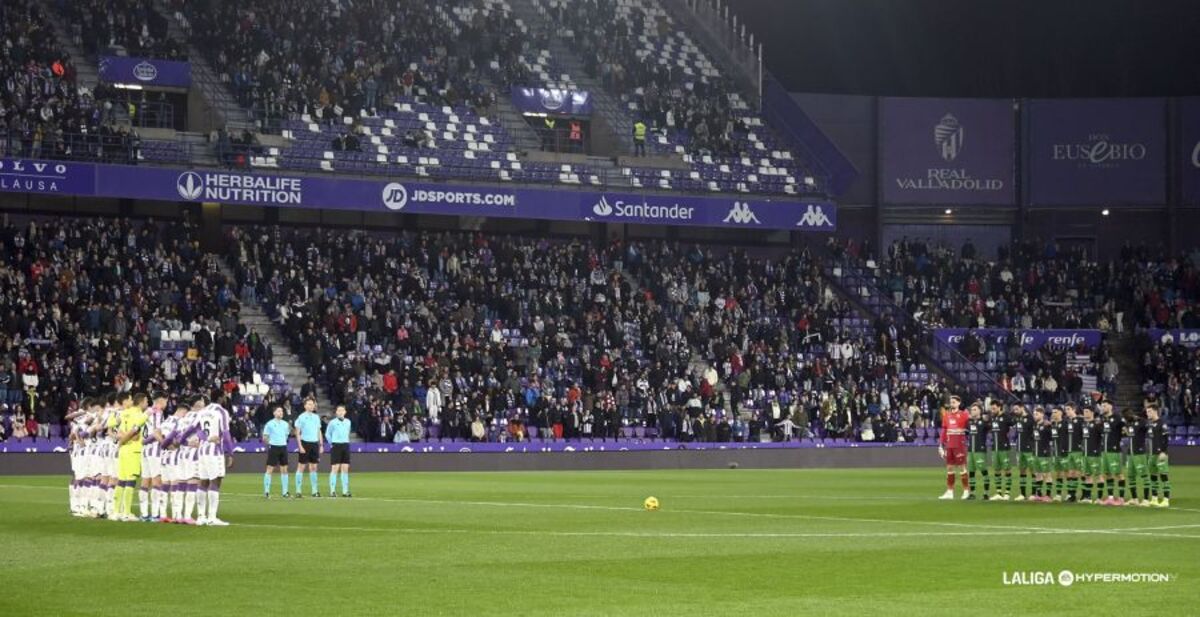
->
xmin=66 ymin=392 xmax=355 ymax=525
xmin=938 ymin=398 xmax=1172 ymax=507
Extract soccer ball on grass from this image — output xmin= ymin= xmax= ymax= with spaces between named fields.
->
xmin=643 ymin=496 xmax=660 ymax=511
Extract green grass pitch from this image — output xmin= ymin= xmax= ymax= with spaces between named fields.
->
xmin=2 ymin=468 xmax=1199 ymax=616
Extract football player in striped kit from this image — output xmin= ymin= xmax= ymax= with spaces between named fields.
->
xmin=159 ymin=405 xmax=188 ymax=522
xmin=64 ymin=398 xmax=94 ymax=516
xmin=194 ymin=401 xmax=233 ymax=526
xmin=138 ymin=393 xmax=169 ymax=521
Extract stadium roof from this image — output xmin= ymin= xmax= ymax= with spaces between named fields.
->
xmin=735 ymin=0 xmax=1200 ymax=98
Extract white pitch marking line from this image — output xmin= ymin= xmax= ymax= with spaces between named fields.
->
xmin=5 ymin=484 xmax=1200 ymax=539
xmin=231 ymin=522 xmax=1072 ymax=540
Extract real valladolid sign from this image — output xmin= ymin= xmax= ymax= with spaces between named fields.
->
xmin=880 ymin=97 xmax=1016 ymax=205
xmin=0 ymin=159 xmax=837 ymax=232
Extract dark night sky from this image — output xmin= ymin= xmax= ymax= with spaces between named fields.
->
xmin=729 ymin=0 xmax=1200 ymax=98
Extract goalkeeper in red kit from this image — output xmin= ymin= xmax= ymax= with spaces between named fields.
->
xmin=938 ymin=395 xmax=970 ymax=500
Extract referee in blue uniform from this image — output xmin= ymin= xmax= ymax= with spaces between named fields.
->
xmin=262 ymin=407 xmax=291 ymax=498
xmin=293 ymin=398 xmax=324 ymax=498
xmin=325 ymin=405 xmax=353 ymax=498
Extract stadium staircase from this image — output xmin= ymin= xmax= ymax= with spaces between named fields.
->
xmin=1109 ymin=332 xmax=1144 ymax=410
xmin=214 ymin=259 xmax=337 ymax=415
xmin=507 ymin=0 xmax=636 ymax=155
xmin=40 ymin=7 xmax=100 ymax=90
xmin=816 ymin=251 xmax=986 ymax=400
xmin=489 ymin=89 xmax=544 ymax=153
xmin=153 ymin=1 xmax=257 ymax=132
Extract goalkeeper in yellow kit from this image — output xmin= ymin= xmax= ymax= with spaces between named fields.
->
xmin=111 ymin=392 xmax=149 ymax=522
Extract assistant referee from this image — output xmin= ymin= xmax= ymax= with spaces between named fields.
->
xmin=262 ymin=407 xmax=290 ymax=498
xmin=325 ymin=405 xmax=353 ymax=498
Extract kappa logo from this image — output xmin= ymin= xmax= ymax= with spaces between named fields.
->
xmin=722 ymin=201 xmax=761 ymax=224
xmin=133 ymin=61 xmax=159 ymax=82
xmin=382 ymin=182 xmax=408 ymax=210
xmin=592 ymin=196 xmax=614 ymax=217
xmin=935 ymin=113 xmax=963 ymax=162
xmin=176 ymin=172 xmax=204 ymax=200
xmin=796 ymin=204 xmax=833 ymax=228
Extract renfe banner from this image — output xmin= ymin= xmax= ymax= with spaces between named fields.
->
xmin=879 ymin=97 xmax=1015 ymax=205
xmin=0 ymin=158 xmax=837 ymax=231
xmin=511 ymin=87 xmax=593 ymax=116
xmin=98 ymin=56 xmax=192 ymax=89
xmin=1147 ymin=329 xmax=1200 ymax=347
xmin=1180 ymin=97 xmax=1200 ymax=206
xmin=933 ymin=328 xmax=1102 ymax=351
xmin=1026 ymin=98 xmax=1166 ymax=206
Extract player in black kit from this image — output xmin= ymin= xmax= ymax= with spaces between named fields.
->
xmin=1012 ymin=405 xmax=1037 ymax=501
xmin=988 ymin=400 xmax=1013 ymax=500
xmin=965 ymin=403 xmax=990 ymax=500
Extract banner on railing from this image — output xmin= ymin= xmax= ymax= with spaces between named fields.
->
xmin=1146 ymin=329 xmax=1200 ymax=347
xmin=934 ymin=328 xmax=1102 ymax=351
xmin=879 ymin=97 xmax=1015 ymax=205
xmin=98 ymin=56 xmax=192 ymax=89
xmin=511 ymin=87 xmax=593 ymax=116
xmin=1026 ymin=98 xmax=1166 ymax=206
xmin=0 ymin=158 xmax=836 ymax=231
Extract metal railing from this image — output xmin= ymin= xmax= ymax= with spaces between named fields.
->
xmin=0 ymin=131 xmax=195 ymax=166
xmin=824 ymin=252 xmax=1018 ymax=403
xmin=673 ymin=0 xmax=763 ymax=109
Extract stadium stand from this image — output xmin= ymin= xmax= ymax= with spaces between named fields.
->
xmin=1141 ymin=334 xmax=1200 ymax=434
xmin=225 ymin=225 xmax=944 ymax=444
xmin=0 ymin=217 xmax=287 ymax=445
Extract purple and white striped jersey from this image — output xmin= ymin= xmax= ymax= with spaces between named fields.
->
xmin=195 ymin=404 xmax=233 ymax=457
xmin=171 ymin=412 xmax=203 ymax=461
xmin=141 ymin=406 xmax=165 ymax=457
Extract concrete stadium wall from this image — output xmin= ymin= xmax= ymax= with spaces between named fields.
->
xmin=4 ymin=447 xmax=1200 ymax=475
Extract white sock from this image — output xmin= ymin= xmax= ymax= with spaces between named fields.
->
xmin=207 ymin=490 xmax=220 ymax=520
xmin=105 ymin=486 xmax=115 ymax=516
xmin=172 ymin=489 xmax=183 ymax=519
xmin=88 ymin=484 xmax=99 ymax=512
xmin=152 ymin=489 xmax=163 ymax=518
xmin=184 ymin=489 xmax=196 ymax=520
xmin=138 ymin=489 xmax=149 ymax=518
xmin=195 ymin=488 xmax=207 ymax=519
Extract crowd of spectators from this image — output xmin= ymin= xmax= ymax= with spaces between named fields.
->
xmin=55 ymin=0 xmax=187 ymax=60
xmin=1141 ymin=335 xmax=1200 ymax=426
xmin=226 ymin=227 xmax=947 ymax=446
xmin=1 ymin=1 xmax=145 ymax=164
xmin=171 ymin=0 xmax=524 ymax=126
xmin=851 ymin=237 xmax=1200 ymax=333
xmin=0 ymin=216 xmax=272 ymax=443
xmin=549 ymin=0 xmax=746 ymax=158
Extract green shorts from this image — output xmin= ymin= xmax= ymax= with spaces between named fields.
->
xmin=1126 ymin=454 xmax=1148 ymax=480
xmin=1053 ymin=456 xmax=1069 ymax=473
xmin=1035 ymin=456 xmax=1053 ymax=474
xmin=991 ymin=449 xmax=1012 ymax=471
xmin=1017 ymin=452 xmax=1037 ymax=471
xmin=1084 ymin=456 xmax=1103 ymax=477
xmin=967 ymin=451 xmax=988 ymax=473
xmin=1101 ymin=452 xmax=1123 ymax=476
xmin=1148 ymin=453 xmax=1170 ymax=476
xmin=1065 ymin=452 xmax=1084 ymax=472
